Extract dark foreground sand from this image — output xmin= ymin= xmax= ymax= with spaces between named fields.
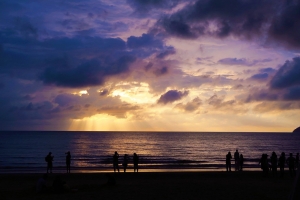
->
xmin=1 ymin=171 xmax=299 ymax=200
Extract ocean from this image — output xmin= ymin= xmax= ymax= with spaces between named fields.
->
xmin=0 ymin=131 xmax=299 ymax=173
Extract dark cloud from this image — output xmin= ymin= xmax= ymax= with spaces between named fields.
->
xmin=54 ymin=94 xmax=79 ymax=107
xmin=154 ymin=66 xmax=168 ymax=76
xmin=218 ymin=58 xmax=248 ymax=66
xmin=127 ymin=34 xmax=163 ymax=49
xmin=159 ymin=19 xmax=198 ymax=39
xmin=268 ymin=1 xmax=300 ymax=49
xmin=156 ymin=46 xmax=176 ymax=59
xmin=244 ymin=57 xmax=300 ymax=102
xmin=0 ymin=35 xmax=127 ymax=76
xmin=13 ymin=17 xmax=38 ymax=38
xmin=218 ymin=57 xmax=273 ymax=67
xmin=259 ymin=67 xmax=276 ymax=73
xmin=40 ymin=56 xmax=136 ymax=88
xmin=283 ymin=86 xmax=300 ymax=101
xmin=249 ymin=67 xmax=276 ymax=82
xmin=126 ymin=34 xmax=174 ymax=59
xmin=0 ymin=100 xmax=55 ymax=122
xmin=127 ymin=0 xmax=181 ymax=13
xmin=270 ymin=57 xmax=300 ymax=89
xmin=155 ymin=0 xmax=273 ymax=39
xmin=250 ymin=73 xmax=268 ymax=81
xmin=157 ymin=90 xmax=189 ymax=104
xmin=154 ymin=0 xmax=300 ymax=49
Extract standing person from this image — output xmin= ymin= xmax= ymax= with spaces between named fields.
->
xmin=234 ymin=149 xmax=239 ymax=171
xmin=278 ymin=152 xmax=286 ymax=178
xmin=270 ymin=151 xmax=278 ymax=177
xmin=133 ymin=153 xmax=139 ymax=173
xmin=286 ymin=153 xmax=296 ymax=177
xmin=122 ymin=154 xmax=129 ymax=173
xmin=45 ymin=152 xmax=54 ymax=173
xmin=113 ymin=151 xmax=119 ymax=173
xmin=226 ymin=152 xmax=232 ymax=172
xmin=66 ymin=151 xmax=71 ymax=173
xmin=239 ymin=154 xmax=244 ymax=171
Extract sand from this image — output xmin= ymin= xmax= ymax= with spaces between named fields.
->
xmin=1 ymin=171 xmax=299 ymax=200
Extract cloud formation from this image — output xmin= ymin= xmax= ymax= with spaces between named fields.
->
xmin=175 ymin=97 xmax=202 ymax=112
xmin=154 ymin=0 xmax=300 ymax=49
xmin=0 ymin=0 xmax=300 ymax=131
xmin=40 ymin=56 xmax=136 ymax=88
xmin=157 ymin=90 xmax=189 ymax=104
xmin=270 ymin=57 xmax=300 ymax=89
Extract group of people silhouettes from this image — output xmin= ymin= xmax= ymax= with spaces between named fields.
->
xmin=46 ymin=149 xmax=298 ymax=175
xmin=260 ymin=152 xmax=299 ymax=177
xmin=113 ymin=151 xmax=139 ymax=173
xmin=226 ymin=149 xmax=244 ymax=172
xmin=45 ymin=151 xmax=71 ymax=174
xmin=45 ymin=151 xmax=139 ymax=173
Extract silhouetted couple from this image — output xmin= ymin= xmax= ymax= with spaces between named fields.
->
xmin=234 ymin=149 xmax=244 ymax=171
xmin=45 ymin=151 xmax=71 ymax=173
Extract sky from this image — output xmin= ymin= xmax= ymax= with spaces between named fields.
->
xmin=1 ymin=0 xmax=300 ymax=132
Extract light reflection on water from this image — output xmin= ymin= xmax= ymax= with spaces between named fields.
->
xmin=0 ymin=131 xmax=299 ymax=172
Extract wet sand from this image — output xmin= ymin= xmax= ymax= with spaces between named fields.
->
xmin=1 ymin=171 xmax=299 ymax=200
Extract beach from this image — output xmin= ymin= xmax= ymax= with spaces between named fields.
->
xmin=1 ymin=171 xmax=299 ymax=200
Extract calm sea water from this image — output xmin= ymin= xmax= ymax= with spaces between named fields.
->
xmin=0 ymin=131 xmax=300 ymax=173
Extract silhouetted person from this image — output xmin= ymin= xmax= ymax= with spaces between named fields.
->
xmin=45 ymin=152 xmax=54 ymax=173
xmin=66 ymin=151 xmax=71 ymax=173
xmin=122 ymin=154 xmax=129 ymax=173
xmin=286 ymin=153 xmax=296 ymax=177
xmin=259 ymin=154 xmax=269 ymax=176
xmin=234 ymin=149 xmax=239 ymax=171
xmin=36 ymin=174 xmax=48 ymax=193
xmin=113 ymin=151 xmax=119 ymax=173
xmin=270 ymin=151 xmax=278 ymax=177
xmin=278 ymin=152 xmax=286 ymax=178
xmin=133 ymin=153 xmax=139 ymax=173
xmin=226 ymin=151 xmax=232 ymax=172
xmin=296 ymin=153 xmax=299 ymax=170
xmin=239 ymin=154 xmax=244 ymax=171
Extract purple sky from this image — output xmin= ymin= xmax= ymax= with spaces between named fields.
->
xmin=1 ymin=0 xmax=300 ymax=131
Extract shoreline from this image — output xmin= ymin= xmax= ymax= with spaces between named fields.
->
xmin=0 ymin=165 xmax=263 ymax=174
xmin=1 ymin=171 xmax=299 ymax=200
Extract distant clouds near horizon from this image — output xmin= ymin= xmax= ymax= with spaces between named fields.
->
xmin=0 ymin=0 xmax=300 ymax=132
